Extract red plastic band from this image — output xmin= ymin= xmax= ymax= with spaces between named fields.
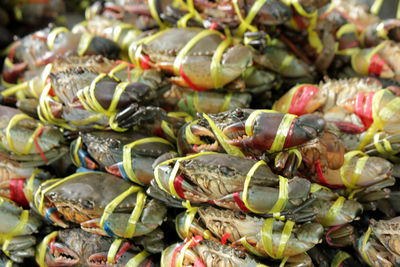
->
xmin=289 ymin=85 xmax=319 ymax=115
xmin=315 ymin=159 xmax=329 ymax=186
xmin=115 ymin=241 xmax=132 ymax=262
xmin=194 ymin=258 xmax=206 ymax=267
xmin=173 ymin=175 xmax=186 ymax=199
xmin=179 ymin=65 xmax=208 ymax=91
xmin=34 ymin=126 xmax=49 ymax=163
xmin=171 ymin=244 xmax=184 ymax=267
xmin=354 ymin=92 xmax=374 ymax=129
xmin=283 ymin=118 xmax=295 ymax=149
xmin=209 ymin=22 xmax=218 ymax=31
xmin=146 ymin=258 xmax=153 ymax=267
xmin=292 ymin=14 xmax=308 ymax=30
xmin=233 ymin=191 xmax=251 ymax=213
xmin=325 ymin=224 xmax=347 ymax=247
xmin=140 ymin=55 xmax=151 ymax=70
xmin=368 ymin=54 xmax=386 ymax=76
xmin=10 ymin=178 xmax=29 ymax=207
xmin=221 ymin=233 xmax=230 ymax=245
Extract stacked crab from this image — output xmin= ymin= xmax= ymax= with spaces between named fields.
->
xmin=1 ymin=0 xmax=400 ymax=266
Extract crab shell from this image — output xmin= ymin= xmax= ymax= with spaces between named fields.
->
xmin=371 ymin=217 xmax=400 ymax=257
xmin=38 ymin=172 xmax=167 ymax=238
xmin=134 ymin=27 xmax=252 ymax=90
xmin=162 ymin=239 xmax=260 ymax=267
xmin=176 ymin=206 xmax=323 ymax=258
xmin=43 ymin=228 xmax=152 ymax=267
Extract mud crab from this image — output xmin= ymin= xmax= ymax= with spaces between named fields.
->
xmin=33 ymin=172 xmax=167 ymax=239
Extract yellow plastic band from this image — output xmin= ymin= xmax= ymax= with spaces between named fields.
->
xmin=220 ymin=92 xmax=232 ymax=112
xmin=36 ymin=173 xmax=91 ymax=215
xmin=38 ymin=83 xmax=74 ymax=130
xmin=125 ymin=190 xmax=147 ymax=238
xmin=129 ymin=30 xmax=166 ymax=69
xmin=26 ymin=169 xmax=40 ymax=203
xmin=184 ymin=120 xmax=204 ymax=145
xmin=161 ymin=120 xmax=177 ymax=141
xmin=270 ymin=176 xmax=289 ymax=213
xmin=371 ymin=0 xmax=384 ymax=15
xmin=269 ymin=114 xmax=297 ymax=153
xmin=242 ymin=160 xmax=267 ymax=213
xmin=321 ymin=196 xmax=345 ymax=226
xmin=336 ymin=24 xmax=357 ymax=39
xmin=397 ymin=1 xmax=400 ymax=19
xmin=149 ymin=0 xmax=166 ymax=29
xmin=373 ymin=133 xmax=397 ymax=160
xmin=376 ymin=22 xmax=389 ymax=40
xmin=331 ymin=251 xmax=351 ymax=267
xmin=234 ymin=0 xmax=266 ymax=37
xmin=177 ymin=238 xmax=198 ymax=267
xmin=71 ymin=136 xmax=82 ymax=167
xmin=184 ymin=207 xmax=199 ymax=238
xmin=240 ymin=236 xmax=265 ymax=257
xmin=77 ymin=33 xmax=93 ymax=56
xmin=107 ymin=238 xmax=123 ymax=264
xmin=126 ymin=251 xmax=151 ymax=267
xmin=359 ymin=90 xmax=399 ymax=149
xmin=335 ymin=43 xmax=360 ymax=56
xmin=261 ymin=218 xmax=294 ymax=259
xmin=310 ymin=183 xmax=331 ymax=193
xmin=173 ymin=30 xmax=220 ymax=75
xmin=4 ymin=210 xmax=28 ymax=238
xmin=361 ymin=226 xmax=372 ymax=266
xmin=112 ymin=24 xmax=135 ymax=44
xmin=5 ymin=260 xmax=13 ymax=267
xmin=99 ymin=186 xmax=143 ymax=230
xmin=202 ymin=113 xmax=245 ymax=157
xmin=154 ymin=152 xmax=217 ymax=196
xmin=245 ymin=110 xmax=277 ymax=137
xmin=6 ymin=113 xmax=42 ymax=155
xmin=123 ymin=137 xmax=173 ymax=185
xmin=1 ymin=82 xmax=28 ymax=97
xmin=47 ymin=27 xmax=69 ymax=50
xmin=280 ymin=55 xmax=294 ymax=72
xmin=211 ymin=38 xmax=231 ymax=89
xmin=340 ymin=151 xmax=368 ymax=190
xmin=291 ymin=0 xmax=322 ymax=53
xmin=36 ymin=231 xmax=58 ymax=267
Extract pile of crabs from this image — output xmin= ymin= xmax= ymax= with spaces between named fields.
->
xmin=2 ymin=0 xmax=400 ymax=266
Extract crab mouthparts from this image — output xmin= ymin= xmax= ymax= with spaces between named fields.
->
xmin=49 ymin=243 xmax=80 ymax=266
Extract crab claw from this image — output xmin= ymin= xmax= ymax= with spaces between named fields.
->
xmin=45 ymin=242 xmax=80 ymax=266
xmin=2 ymin=62 xmax=28 ymax=84
xmin=224 ymin=113 xmax=325 ymax=153
xmin=87 ymin=252 xmax=115 ymax=267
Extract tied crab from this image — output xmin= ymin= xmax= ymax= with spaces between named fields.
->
xmin=2 ymin=26 xmax=120 ymax=86
xmin=128 ymin=27 xmax=253 ymax=91
xmin=0 ymin=105 xmax=67 ymax=167
xmin=273 ymin=78 xmax=400 ymax=155
xmin=177 ymin=108 xmax=325 ymax=157
xmin=70 ymin=130 xmax=175 ymax=185
xmin=36 ymin=228 xmax=158 ymax=267
xmin=36 ymin=56 xmax=164 ymax=130
xmin=0 ymin=196 xmax=42 ymax=263
xmin=175 ymin=206 xmax=324 ymax=259
xmin=33 ymin=172 xmax=167 ymax=239
xmin=152 ymin=152 xmax=312 ymax=214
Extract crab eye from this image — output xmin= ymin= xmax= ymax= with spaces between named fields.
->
xmin=81 ymin=200 xmax=94 ymax=209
